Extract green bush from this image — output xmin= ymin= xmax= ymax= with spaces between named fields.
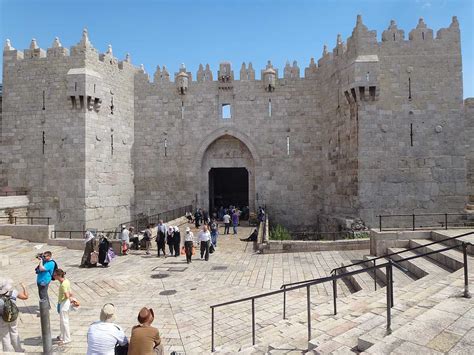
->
xmin=270 ymin=224 xmax=291 ymax=240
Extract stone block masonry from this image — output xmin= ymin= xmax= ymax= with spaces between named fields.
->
xmin=1 ymin=15 xmax=472 ymax=232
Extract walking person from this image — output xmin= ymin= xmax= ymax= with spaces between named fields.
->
xmin=183 ymin=227 xmax=194 ymax=264
xmin=120 ymin=225 xmax=130 ymax=255
xmin=54 ymin=269 xmax=71 ymax=345
xmin=35 ymin=251 xmax=56 ymax=309
xmin=128 ymin=307 xmax=163 ymax=355
xmin=210 ymin=219 xmax=219 ymax=247
xmin=167 ymin=226 xmax=175 ymax=256
xmin=143 ymin=224 xmax=152 ymax=255
xmin=232 ymin=209 xmax=240 ymax=235
xmin=80 ymin=230 xmax=96 ymax=268
xmin=198 ymin=225 xmax=211 ymax=261
xmin=173 ymin=226 xmax=181 ymax=257
xmin=0 ymin=278 xmax=28 ymax=352
xmin=98 ymin=236 xmax=110 ymax=267
xmin=156 ymin=220 xmax=167 ymax=257
xmin=194 ymin=209 xmax=202 ymax=228
xmin=223 ymin=211 xmax=231 ymax=235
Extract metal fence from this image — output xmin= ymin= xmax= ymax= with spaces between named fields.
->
xmin=0 ymin=216 xmax=51 ymax=225
xmin=378 ymin=213 xmax=474 ymax=231
xmin=119 ymin=205 xmax=193 ymax=232
xmin=290 ymin=231 xmax=365 ymax=241
xmin=50 ymin=230 xmax=122 ymax=240
xmin=0 ymin=190 xmax=28 ymax=197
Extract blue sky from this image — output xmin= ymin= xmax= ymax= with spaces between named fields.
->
xmin=1 ymin=0 xmax=473 ymax=98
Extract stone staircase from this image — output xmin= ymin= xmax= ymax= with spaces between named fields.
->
xmin=214 ymin=230 xmax=474 ymax=354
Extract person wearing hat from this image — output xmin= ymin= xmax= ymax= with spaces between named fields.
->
xmin=0 ymin=278 xmax=28 ymax=352
xmin=183 ymin=227 xmax=195 ymax=264
xmin=128 ymin=307 xmax=163 ymax=355
xmin=86 ymin=303 xmax=128 ymax=355
xmin=80 ymin=230 xmax=97 ymax=268
xmin=173 ymin=226 xmax=181 ymax=257
xmin=120 ymin=225 xmax=130 ymax=255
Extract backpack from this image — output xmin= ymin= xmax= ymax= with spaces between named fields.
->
xmin=50 ymin=260 xmax=59 ymax=280
xmin=1 ymin=293 xmax=19 ymax=323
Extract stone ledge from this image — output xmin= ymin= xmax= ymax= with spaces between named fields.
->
xmin=0 ymin=224 xmax=53 ymax=243
xmin=261 ymin=238 xmax=370 ymax=253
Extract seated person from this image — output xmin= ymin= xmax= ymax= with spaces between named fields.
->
xmin=240 ymin=228 xmax=258 ymax=242
xmin=128 ymin=307 xmax=163 ymax=355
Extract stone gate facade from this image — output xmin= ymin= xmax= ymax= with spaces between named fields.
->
xmin=1 ymin=15 xmax=473 ymax=231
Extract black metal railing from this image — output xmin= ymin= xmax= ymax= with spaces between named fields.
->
xmin=0 ymin=216 xmax=51 ymax=225
xmin=0 ymin=190 xmax=28 ymax=197
xmin=210 ymin=237 xmax=472 ymax=351
xmin=378 ymin=213 xmax=474 ymax=231
xmin=290 ymin=231 xmax=366 ymax=241
xmin=119 ymin=204 xmax=193 ymax=231
xmin=50 ymin=230 xmax=122 ymax=239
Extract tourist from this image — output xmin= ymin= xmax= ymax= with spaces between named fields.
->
xmin=86 ymin=304 xmax=128 ymax=355
xmin=128 ymin=307 xmax=163 ymax=355
xmin=128 ymin=226 xmax=139 ymax=250
xmin=143 ymin=224 xmax=152 ymax=255
xmin=232 ymin=209 xmax=240 ymax=235
xmin=183 ymin=227 xmax=194 ymax=264
xmin=0 ymin=278 xmax=28 ymax=352
xmin=198 ymin=225 xmax=211 ymax=261
xmin=54 ymin=269 xmax=71 ymax=345
xmin=98 ymin=236 xmax=110 ymax=267
xmin=120 ymin=225 xmax=130 ymax=255
xmin=258 ymin=207 xmax=265 ymax=223
xmin=194 ymin=209 xmax=202 ymax=228
xmin=173 ymin=226 xmax=181 ymax=257
xmin=167 ymin=226 xmax=175 ymax=256
xmin=80 ymin=230 xmax=96 ymax=268
xmin=223 ymin=211 xmax=231 ymax=234
xmin=202 ymin=209 xmax=210 ymax=225
xmin=35 ymin=250 xmax=56 ymax=309
xmin=210 ymin=218 xmax=219 ymax=247
xmin=241 ymin=228 xmax=258 ymax=242
xmin=156 ymin=220 xmax=167 ymax=257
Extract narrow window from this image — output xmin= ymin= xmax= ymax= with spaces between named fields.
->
xmin=422 ymin=32 xmax=425 ymax=40
xmin=359 ymin=86 xmax=365 ymax=101
xmin=393 ymin=33 xmax=396 ymax=41
xmin=164 ymin=138 xmax=168 ymax=157
xmin=70 ymin=96 xmax=77 ymax=109
xmin=181 ymin=101 xmax=184 ymax=119
xmin=410 ymin=123 xmax=414 ymax=147
xmin=42 ymin=90 xmax=45 ymax=110
xmin=268 ymin=99 xmax=272 ymax=117
xmin=369 ymin=86 xmax=376 ymax=100
xmin=94 ymin=84 xmax=96 ymax=93
xmin=79 ymin=96 xmax=84 ymax=109
xmin=111 ymin=134 xmax=114 ymax=155
xmin=408 ymin=77 xmax=412 ymax=100
xmin=286 ymin=136 xmax=290 ymax=156
xmin=351 ymin=88 xmax=357 ymax=102
xmin=42 ymin=131 xmax=45 ymax=154
xmin=366 ymin=72 xmax=370 ymax=81
xmin=222 ymin=104 xmax=231 ymax=119
xmin=74 ymin=82 xmax=77 ymax=91
xmin=110 ymin=96 xmax=114 ymax=115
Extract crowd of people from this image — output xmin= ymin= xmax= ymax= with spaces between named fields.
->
xmin=0 ymin=205 xmax=265 ymax=352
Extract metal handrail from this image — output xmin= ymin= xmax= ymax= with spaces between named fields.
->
xmin=51 ymin=230 xmax=122 ymax=239
xmin=210 ymin=239 xmax=472 ymax=351
xmin=378 ymin=212 xmax=473 ymax=231
xmin=329 ymin=231 xmax=473 ymax=276
xmin=0 ymin=190 xmax=28 ymax=197
xmin=0 ymin=216 xmax=51 ymax=225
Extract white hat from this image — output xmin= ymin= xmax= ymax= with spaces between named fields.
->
xmin=185 ymin=227 xmax=191 ymax=233
xmin=100 ymin=303 xmax=116 ymax=323
xmin=0 ymin=278 xmax=13 ymax=295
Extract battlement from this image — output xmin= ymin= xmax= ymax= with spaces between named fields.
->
xmin=3 ymin=28 xmax=138 ymax=75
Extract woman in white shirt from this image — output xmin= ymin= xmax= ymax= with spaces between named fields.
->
xmin=183 ymin=227 xmax=194 ymax=264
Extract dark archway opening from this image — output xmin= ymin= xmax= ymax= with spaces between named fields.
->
xmin=209 ymin=168 xmax=249 ymax=211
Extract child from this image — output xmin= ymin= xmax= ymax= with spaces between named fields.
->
xmin=54 ymin=269 xmax=71 ymax=345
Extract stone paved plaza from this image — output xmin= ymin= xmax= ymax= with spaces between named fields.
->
xmin=1 ymin=223 xmax=368 ymax=354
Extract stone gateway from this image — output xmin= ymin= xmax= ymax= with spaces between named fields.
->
xmin=1 ymin=16 xmax=473 ymax=231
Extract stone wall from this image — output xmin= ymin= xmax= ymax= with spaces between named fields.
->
xmin=1 ymin=16 xmax=471 ymax=232
xmin=465 ymin=98 xmax=474 ymax=197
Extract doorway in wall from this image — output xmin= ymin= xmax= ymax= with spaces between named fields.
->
xmin=209 ymin=167 xmax=249 ymax=211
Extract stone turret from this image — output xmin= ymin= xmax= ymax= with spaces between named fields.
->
xmin=24 ymin=38 xmax=46 ymax=59
xmin=176 ymin=63 xmax=190 ymax=95
xmin=262 ymin=60 xmax=276 ymax=92
xmin=382 ymin=20 xmax=405 ymax=42
xmin=346 ymin=15 xmax=377 ymax=57
xmin=409 ymin=18 xmax=433 ymax=41
xmin=47 ymin=36 xmax=69 ymax=57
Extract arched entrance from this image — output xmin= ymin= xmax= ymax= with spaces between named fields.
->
xmin=199 ymin=134 xmax=256 ymax=213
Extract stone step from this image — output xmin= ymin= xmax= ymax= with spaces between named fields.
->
xmin=363 ymin=256 xmax=418 ymax=288
xmin=339 ymin=262 xmax=385 ymax=293
xmin=387 ymin=248 xmax=451 ymax=279
xmin=430 ymin=231 xmax=474 ymax=255
xmin=409 ymin=239 xmax=467 ymax=271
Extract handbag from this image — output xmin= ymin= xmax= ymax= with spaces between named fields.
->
xmin=115 ymin=343 xmax=128 ymax=355
xmin=209 ymin=243 xmax=215 ymax=254
xmin=192 ymin=245 xmax=196 ymax=255
xmin=180 ymin=246 xmax=186 ymax=255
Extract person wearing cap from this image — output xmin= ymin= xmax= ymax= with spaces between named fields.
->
xmin=173 ymin=226 xmax=181 ymax=257
xmin=128 ymin=307 xmax=163 ymax=355
xmin=198 ymin=224 xmax=211 ymax=261
xmin=87 ymin=303 xmax=128 ymax=355
xmin=183 ymin=227 xmax=194 ymax=263
xmin=0 ymin=278 xmax=28 ymax=352
xmin=120 ymin=225 xmax=130 ymax=255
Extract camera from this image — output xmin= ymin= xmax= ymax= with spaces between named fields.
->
xmin=35 ymin=253 xmax=44 ymax=259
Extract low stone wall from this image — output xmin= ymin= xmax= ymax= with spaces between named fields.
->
xmin=369 ymin=229 xmax=432 ymax=256
xmin=261 ymin=238 xmax=370 ymax=254
xmin=0 ymin=224 xmax=53 ymax=243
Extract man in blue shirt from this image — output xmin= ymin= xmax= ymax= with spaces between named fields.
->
xmin=35 ymin=251 xmax=56 ymax=309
